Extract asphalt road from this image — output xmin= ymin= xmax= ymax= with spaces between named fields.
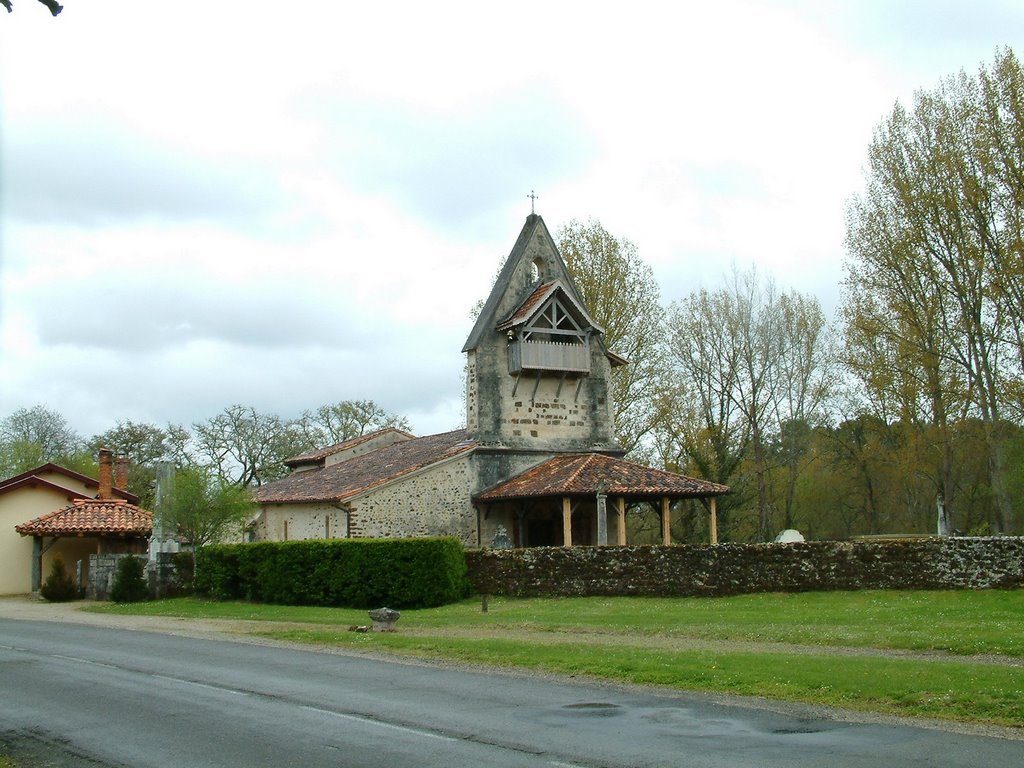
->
xmin=0 ymin=618 xmax=1021 ymax=767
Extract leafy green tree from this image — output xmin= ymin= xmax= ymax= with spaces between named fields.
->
xmin=0 ymin=405 xmax=94 ymax=479
xmin=159 ymin=466 xmax=255 ymax=549
xmin=89 ymin=420 xmax=188 ymax=505
xmin=842 ymin=47 xmax=1024 ymax=533
xmin=1 ymin=405 xmax=81 ymax=460
xmin=556 ymin=219 xmax=668 ymax=457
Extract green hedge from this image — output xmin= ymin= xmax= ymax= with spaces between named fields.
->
xmin=193 ymin=537 xmax=470 ymax=609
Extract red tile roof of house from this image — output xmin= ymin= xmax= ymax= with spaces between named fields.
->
xmin=283 ymin=428 xmax=416 ymax=467
xmin=255 ymin=429 xmax=476 ymax=505
xmin=474 ymin=453 xmax=730 ymax=501
xmin=16 ymin=498 xmax=153 ymax=537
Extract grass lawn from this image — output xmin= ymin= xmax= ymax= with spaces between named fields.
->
xmin=91 ymin=590 xmax=1024 ymax=728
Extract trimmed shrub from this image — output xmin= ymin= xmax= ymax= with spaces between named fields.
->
xmin=110 ymin=555 xmax=149 ymax=603
xmin=194 ymin=537 xmax=470 ymax=609
xmin=170 ymin=552 xmax=195 ymax=596
xmin=40 ymin=555 xmax=79 ymax=602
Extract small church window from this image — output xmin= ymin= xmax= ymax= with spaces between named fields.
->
xmin=530 ymin=258 xmax=543 ymax=283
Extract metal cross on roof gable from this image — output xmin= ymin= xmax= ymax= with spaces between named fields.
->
xmin=528 ymin=190 xmax=539 ymax=214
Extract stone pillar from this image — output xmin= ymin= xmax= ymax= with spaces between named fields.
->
xmin=31 ymin=536 xmax=42 ymax=591
xmin=661 ymin=496 xmax=672 ymax=546
xmin=562 ymin=497 xmax=572 ymax=547
xmin=616 ymin=497 xmax=627 ymax=545
xmin=596 ymin=492 xmax=608 ymax=546
xmin=709 ymin=496 xmax=719 ymax=544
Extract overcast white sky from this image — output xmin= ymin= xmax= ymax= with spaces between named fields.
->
xmin=1 ymin=0 xmax=1022 ymax=441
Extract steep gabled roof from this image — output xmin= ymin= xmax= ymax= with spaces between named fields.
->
xmin=283 ymin=428 xmax=416 ymax=468
xmin=495 ymin=280 xmax=605 ymax=335
xmin=0 ymin=475 xmax=90 ymax=502
xmin=474 ymin=453 xmax=730 ymax=501
xmin=464 ymin=214 xmax=593 ymax=352
xmin=16 ymin=498 xmax=153 ymax=537
xmin=255 ymin=429 xmax=477 ymax=505
xmin=0 ymin=462 xmax=138 ymax=503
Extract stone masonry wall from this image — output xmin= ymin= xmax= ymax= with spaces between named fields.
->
xmin=349 ymin=455 xmax=477 ymax=545
xmin=88 ymin=552 xmax=183 ymax=600
xmin=466 ymin=538 xmax=1024 ymax=596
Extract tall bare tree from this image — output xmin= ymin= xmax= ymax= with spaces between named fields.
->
xmin=664 ymin=268 xmax=833 ymax=540
xmin=191 ymin=405 xmax=303 ymax=487
xmin=297 ymin=400 xmax=411 ymax=448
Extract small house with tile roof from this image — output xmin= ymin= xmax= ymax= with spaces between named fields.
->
xmin=1 ymin=449 xmax=146 ymax=595
xmin=252 ymin=214 xmax=728 ymax=548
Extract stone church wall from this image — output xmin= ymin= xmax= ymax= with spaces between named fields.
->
xmin=349 ymin=455 xmax=477 ymax=545
xmin=471 ymin=339 xmax=617 ymax=452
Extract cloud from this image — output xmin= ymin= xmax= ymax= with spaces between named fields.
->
xmin=3 ymin=115 xmax=282 ymax=227
xmin=313 ymin=88 xmax=595 ymax=231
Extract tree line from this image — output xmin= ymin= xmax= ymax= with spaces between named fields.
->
xmin=0 ymin=400 xmax=409 ymax=508
xmin=558 ymin=48 xmax=1024 ymax=542
xmin=4 ymin=48 xmax=1022 ymax=543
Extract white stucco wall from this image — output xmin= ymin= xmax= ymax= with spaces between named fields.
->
xmin=0 ymin=485 xmax=73 ymax=595
xmin=254 ymin=503 xmax=349 ymax=542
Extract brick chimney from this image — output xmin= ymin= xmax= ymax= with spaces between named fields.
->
xmin=115 ymin=456 xmax=130 ymax=492
xmin=98 ymin=448 xmax=114 ymax=500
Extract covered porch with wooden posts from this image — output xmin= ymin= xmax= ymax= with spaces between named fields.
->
xmin=474 ymin=453 xmax=729 ymax=548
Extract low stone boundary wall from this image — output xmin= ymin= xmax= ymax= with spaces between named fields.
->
xmin=87 ymin=552 xmax=181 ymax=600
xmin=465 ymin=537 xmax=1024 ymax=597
xmin=87 ymin=553 xmax=146 ymax=600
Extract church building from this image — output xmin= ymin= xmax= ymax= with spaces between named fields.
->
xmin=252 ymin=214 xmax=728 ymax=547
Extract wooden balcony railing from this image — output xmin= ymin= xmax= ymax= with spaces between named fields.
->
xmin=509 ymin=339 xmax=590 ymax=374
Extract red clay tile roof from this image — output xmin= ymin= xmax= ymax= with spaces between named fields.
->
xmin=16 ymin=498 xmax=153 ymax=537
xmin=495 ymin=280 xmax=605 ymax=335
xmin=474 ymin=453 xmax=730 ymax=501
xmin=283 ymin=428 xmax=415 ymax=467
xmin=255 ymin=429 xmax=476 ymax=505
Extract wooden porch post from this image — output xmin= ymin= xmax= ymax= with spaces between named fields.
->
xmin=562 ymin=496 xmax=573 ymax=547
xmin=616 ymin=497 xmax=627 ymax=545
xmin=661 ymin=496 xmax=672 ymax=545
xmin=709 ymin=496 xmax=719 ymax=544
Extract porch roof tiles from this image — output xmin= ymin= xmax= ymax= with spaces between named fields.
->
xmin=16 ymin=498 xmax=153 ymax=537
xmin=474 ymin=453 xmax=729 ymax=502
